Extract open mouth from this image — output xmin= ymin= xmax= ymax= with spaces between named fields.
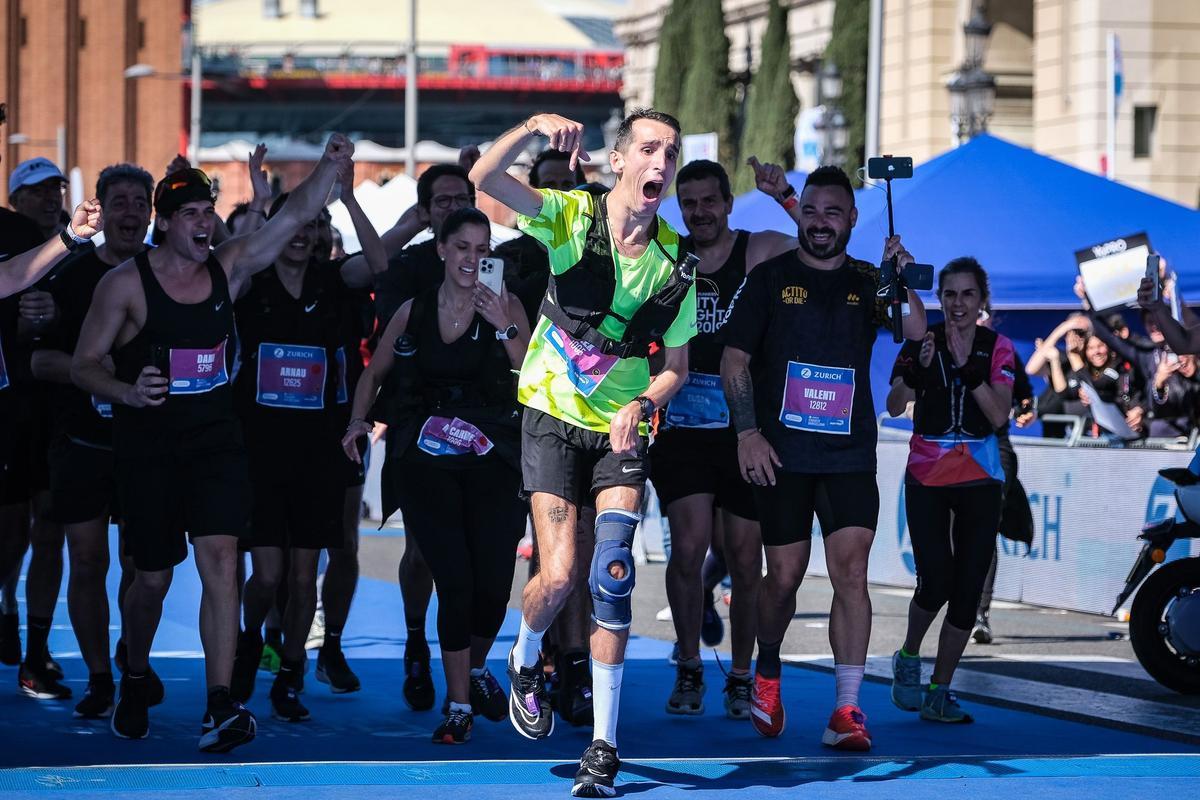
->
xmin=117 ymin=224 xmax=141 ymax=239
xmin=806 ymin=228 xmax=835 ymax=247
xmin=458 ymin=264 xmax=476 ymax=276
xmin=192 ymin=232 xmax=210 ymax=248
xmin=642 ymin=181 xmax=663 ymax=201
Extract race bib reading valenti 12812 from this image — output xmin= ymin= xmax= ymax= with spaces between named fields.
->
xmin=779 ymin=361 xmax=854 ymax=435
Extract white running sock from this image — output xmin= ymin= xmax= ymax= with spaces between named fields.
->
xmin=591 ymin=659 xmax=624 ymax=748
xmin=449 ymin=700 xmax=472 ymax=714
xmin=834 ymin=663 xmax=865 ymax=709
xmin=514 ymin=618 xmax=546 ymax=669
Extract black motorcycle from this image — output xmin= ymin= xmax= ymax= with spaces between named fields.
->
xmin=1113 ymin=467 xmax=1200 ymax=694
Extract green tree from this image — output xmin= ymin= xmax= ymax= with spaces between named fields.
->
xmin=675 ymin=0 xmax=737 ymax=174
xmin=735 ymin=0 xmax=799 ymax=194
xmin=652 ymin=0 xmax=690 ymax=117
xmin=823 ymin=0 xmax=869 ymax=185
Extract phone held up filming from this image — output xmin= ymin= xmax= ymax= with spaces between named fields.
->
xmin=867 ymin=155 xmax=934 ymax=343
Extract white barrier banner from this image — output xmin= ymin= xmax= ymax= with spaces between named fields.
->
xmin=806 ymin=436 xmax=1196 ymax=615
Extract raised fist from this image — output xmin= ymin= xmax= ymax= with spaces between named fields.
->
xmin=70 ymin=198 xmax=103 ymax=239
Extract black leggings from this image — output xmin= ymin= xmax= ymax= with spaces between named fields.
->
xmin=393 ymin=458 xmax=527 ymax=651
xmin=905 ymin=481 xmax=1003 ymax=630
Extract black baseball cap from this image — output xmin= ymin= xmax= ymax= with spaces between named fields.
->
xmin=153 ymin=168 xmax=214 ymax=219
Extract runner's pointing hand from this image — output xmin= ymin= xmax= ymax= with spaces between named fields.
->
xmin=526 ymin=114 xmax=592 ymax=172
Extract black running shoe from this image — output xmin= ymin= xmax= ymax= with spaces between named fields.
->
xmin=556 ymin=650 xmax=594 ymax=727
xmin=665 ymin=659 xmax=705 ymax=716
xmin=972 ymin=613 xmax=994 ymax=645
xmin=230 ymin=633 xmax=264 ymax=704
xmin=144 ymin=667 xmax=165 ymax=707
xmin=316 ymin=647 xmax=361 ymax=694
xmin=403 ymin=643 xmax=435 ymax=711
xmin=74 ymin=675 xmax=115 ymax=718
xmin=200 ymin=698 xmax=257 ymax=753
xmin=700 ymin=595 xmax=725 ymax=648
xmin=0 ymin=613 xmax=20 ymax=666
xmin=111 ymin=673 xmax=151 ymax=740
xmin=507 ymin=650 xmax=553 ymax=740
xmin=270 ymin=668 xmax=310 ymax=722
xmin=469 ymin=667 xmax=508 ymax=722
xmin=44 ymin=653 xmax=64 ymax=680
xmin=432 ymin=707 xmax=473 ymax=744
xmin=572 ymin=739 xmax=620 ymax=798
xmin=19 ymin=661 xmax=72 ymax=700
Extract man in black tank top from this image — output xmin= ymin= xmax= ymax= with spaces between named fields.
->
xmin=70 ymin=134 xmax=355 ymax=753
xmin=228 ymin=166 xmax=389 ymax=720
xmin=648 ymin=159 xmax=796 ymax=720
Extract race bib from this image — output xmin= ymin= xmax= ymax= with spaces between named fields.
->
xmin=779 ymin=361 xmax=854 ymax=435
xmin=169 ymin=339 xmax=230 ymax=395
xmin=334 ymin=346 xmax=349 ymax=405
xmin=543 ymin=323 xmax=619 ymax=398
xmin=256 ymin=342 xmax=326 ymax=410
xmin=416 ymin=416 xmax=494 ymax=457
xmin=665 ymin=372 xmax=729 ymax=429
xmin=91 ymin=395 xmax=113 ymax=419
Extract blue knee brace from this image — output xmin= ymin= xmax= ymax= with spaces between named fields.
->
xmin=589 ymin=508 xmax=641 ymax=631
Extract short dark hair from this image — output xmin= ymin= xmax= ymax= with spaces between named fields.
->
xmin=802 ymin=165 xmax=855 ymax=206
xmin=613 ymin=108 xmax=681 ymax=153
xmin=437 ymin=207 xmax=490 ymax=244
xmin=938 ymin=256 xmax=991 ymax=304
xmin=417 ymin=164 xmax=475 ymax=211
xmin=529 ymin=149 xmax=586 ymax=189
xmin=1104 ymin=312 xmax=1128 ymax=333
xmin=675 ymin=159 xmax=731 ymax=200
xmin=225 ymin=202 xmax=251 ymax=233
xmin=96 ymin=163 xmax=154 ymax=206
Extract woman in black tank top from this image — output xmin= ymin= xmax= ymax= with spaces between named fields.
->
xmin=341 ymin=209 xmax=532 ymax=743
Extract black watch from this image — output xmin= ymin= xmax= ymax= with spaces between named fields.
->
xmin=58 ymin=228 xmax=80 ymax=251
xmin=635 ymin=395 xmax=656 ymax=422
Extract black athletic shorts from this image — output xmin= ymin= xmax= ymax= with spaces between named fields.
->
xmin=245 ymin=441 xmax=344 ymax=551
xmin=48 ymin=436 xmax=119 ymax=524
xmin=649 ymin=426 xmax=757 ymax=521
xmin=116 ymin=446 xmax=251 ymax=572
xmin=520 ymin=407 xmax=648 ymax=508
xmin=0 ymin=391 xmax=37 ymax=505
xmin=754 ymin=470 xmax=879 ymax=547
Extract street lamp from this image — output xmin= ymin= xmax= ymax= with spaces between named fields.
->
xmin=946 ymin=8 xmax=996 ymax=144
xmin=125 ymin=47 xmax=202 ymax=166
xmin=7 ymin=127 xmax=67 ymax=172
xmin=815 ymin=62 xmax=848 ymax=168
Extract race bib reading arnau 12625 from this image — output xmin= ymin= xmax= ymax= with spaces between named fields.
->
xmin=169 ymin=339 xmax=230 ymax=395
xmin=256 ymin=342 xmax=326 ymax=410
xmin=779 ymin=361 xmax=854 ymax=435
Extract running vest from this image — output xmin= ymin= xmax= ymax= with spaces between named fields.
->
xmin=112 ymin=251 xmax=239 ymax=452
xmin=539 ymin=193 xmax=696 ymax=360
xmin=233 ymin=264 xmax=349 ymax=426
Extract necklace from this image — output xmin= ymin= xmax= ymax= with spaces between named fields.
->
xmin=438 ymin=286 xmax=474 ymax=328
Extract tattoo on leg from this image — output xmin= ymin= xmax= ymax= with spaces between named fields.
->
xmin=547 ymin=506 xmax=569 ymax=524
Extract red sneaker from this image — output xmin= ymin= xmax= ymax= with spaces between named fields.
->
xmin=821 ymin=704 xmax=871 ymax=751
xmin=750 ymin=673 xmax=785 ymax=737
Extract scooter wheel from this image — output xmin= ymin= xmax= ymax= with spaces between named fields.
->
xmin=1130 ymin=556 xmax=1200 ymax=695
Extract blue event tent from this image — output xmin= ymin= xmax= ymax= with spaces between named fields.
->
xmin=663 ymin=135 xmax=1199 ymax=310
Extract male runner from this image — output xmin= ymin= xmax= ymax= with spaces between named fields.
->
xmin=471 ymin=108 xmax=696 ymax=798
xmin=30 ymin=164 xmax=156 ymax=715
xmin=719 ymin=165 xmax=926 ymax=750
xmin=71 ymin=134 xmax=353 ymax=751
xmin=652 ymin=158 xmax=795 ymax=718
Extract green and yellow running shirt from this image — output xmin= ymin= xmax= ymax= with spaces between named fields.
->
xmin=516 ymin=189 xmax=697 ymax=433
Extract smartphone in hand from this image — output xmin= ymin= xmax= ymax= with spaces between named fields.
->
xmin=477 ymin=257 xmax=505 ymax=296
xmin=1146 ymin=254 xmax=1162 ymax=304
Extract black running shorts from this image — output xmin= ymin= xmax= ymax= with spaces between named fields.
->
xmin=648 ymin=427 xmax=758 ymax=521
xmin=48 ymin=437 xmax=119 ymax=524
xmin=116 ymin=446 xmax=251 ymax=571
xmin=245 ymin=440 xmax=344 ymax=551
xmin=754 ymin=470 xmax=879 ymax=547
xmin=520 ymin=407 xmax=648 ymax=508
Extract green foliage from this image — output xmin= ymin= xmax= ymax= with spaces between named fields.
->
xmin=823 ymin=0 xmax=870 ymax=185
xmin=674 ymin=0 xmax=737 ymax=174
xmin=652 ymin=1 xmax=689 ymax=117
xmin=735 ymin=0 xmax=799 ymax=194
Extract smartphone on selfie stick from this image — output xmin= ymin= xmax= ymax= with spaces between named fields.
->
xmin=867 ymin=156 xmax=934 ymax=343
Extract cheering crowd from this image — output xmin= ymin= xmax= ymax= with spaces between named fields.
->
xmin=0 ymin=107 xmax=1187 ymax=798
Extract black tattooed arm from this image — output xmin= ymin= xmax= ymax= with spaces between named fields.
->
xmin=721 ymin=346 xmax=758 ymax=435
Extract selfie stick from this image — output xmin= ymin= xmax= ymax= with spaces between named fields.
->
xmin=883 ymin=167 xmax=904 ymax=344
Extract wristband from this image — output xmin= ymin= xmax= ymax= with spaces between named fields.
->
xmin=59 ymin=228 xmax=79 ymax=251
xmin=778 ymin=185 xmax=797 ymax=202
xmin=781 ymin=195 xmax=799 ymax=212
xmin=65 ymin=222 xmax=89 ymax=244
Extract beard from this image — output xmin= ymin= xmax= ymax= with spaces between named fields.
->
xmin=797 ymin=225 xmax=851 ymax=261
xmin=685 ymin=215 xmax=724 ymax=247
